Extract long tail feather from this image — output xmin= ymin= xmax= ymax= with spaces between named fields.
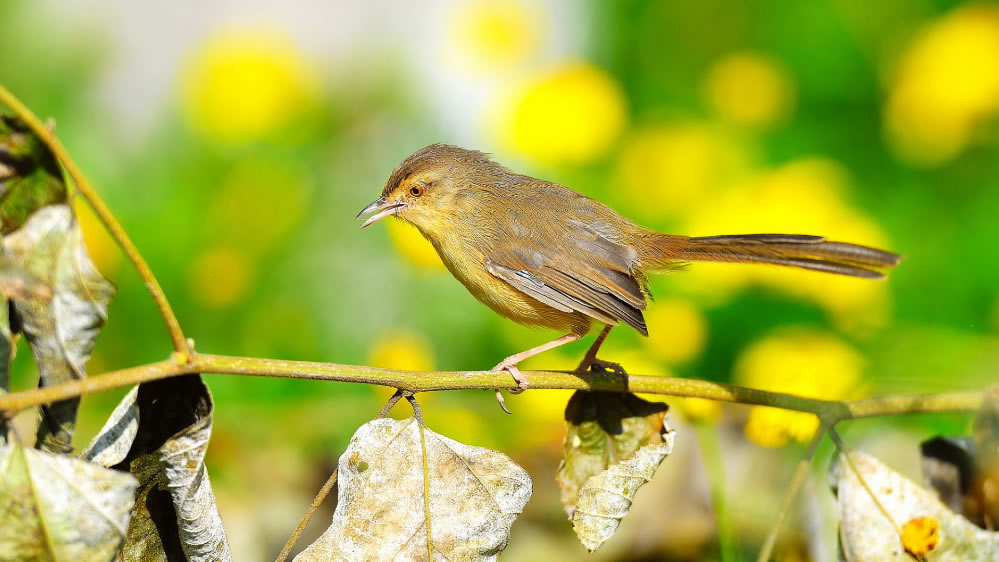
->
xmin=640 ymin=233 xmax=902 ymax=279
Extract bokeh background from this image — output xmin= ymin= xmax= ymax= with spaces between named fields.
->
xmin=4 ymin=0 xmax=999 ymax=559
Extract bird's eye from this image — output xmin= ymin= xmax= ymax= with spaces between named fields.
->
xmin=409 ymin=184 xmax=424 ymax=197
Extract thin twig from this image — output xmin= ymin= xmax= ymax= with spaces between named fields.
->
xmin=828 ymin=426 xmax=903 ymax=536
xmin=377 ymin=389 xmax=407 ymax=418
xmin=276 ymin=469 xmax=339 ymax=562
xmin=416 ymin=416 xmax=433 ymax=560
xmin=757 ymin=425 xmax=827 ymax=562
xmin=0 ymin=84 xmax=191 ymax=359
xmin=406 ymin=393 xmax=425 ymax=427
xmin=0 ymin=353 xmax=984 ymax=420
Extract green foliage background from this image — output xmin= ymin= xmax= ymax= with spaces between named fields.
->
xmin=3 ymin=1 xmax=997 ymax=559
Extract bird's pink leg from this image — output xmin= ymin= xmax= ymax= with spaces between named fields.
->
xmin=492 ymin=333 xmax=581 ymax=413
xmin=575 ymin=325 xmax=625 ymax=374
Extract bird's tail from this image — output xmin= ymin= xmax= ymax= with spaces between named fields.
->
xmin=637 ymin=233 xmax=902 ymax=279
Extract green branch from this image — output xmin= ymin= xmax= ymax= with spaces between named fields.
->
xmin=0 ymin=85 xmax=191 ymax=360
xmin=0 ymin=353 xmax=983 ymax=421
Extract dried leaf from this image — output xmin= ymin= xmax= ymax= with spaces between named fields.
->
xmin=834 ymin=449 xmax=999 ymax=561
xmin=557 ymin=391 xmax=670 ymax=518
xmin=80 ymin=386 xmax=138 ymax=468
xmin=83 ymin=375 xmax=231 ymax=561
xmin=0 ymin=115 xmax=67 ymax=234
xmin=296 ymin=417 xmax=532 ymax=561
xmin=4 ymin=204 xmax=115 ymax=453
xmin=969 ymin=385 xmax=999 ymax=529
xmin=0 ymin=441 xmax=137 ymax=560
xmin=0 ymin=293 xmax=12 ymax=445
xmin=571 ymin=427 xmax=676 ymax=551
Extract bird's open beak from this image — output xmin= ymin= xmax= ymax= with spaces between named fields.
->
xmin=356 ymin=197 xmax=406 ymax=229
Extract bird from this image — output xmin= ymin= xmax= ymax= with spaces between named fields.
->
xmin=357 ymin=144 xmax=901 ymax=412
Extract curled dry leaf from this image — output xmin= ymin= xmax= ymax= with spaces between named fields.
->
xmin=557 ymin=391 xmax=670 ymax=518
xmin=0 ymin=291 xmax=11 ymax=444
xmin=82 ymin=375 xmax=231 ymax=562
xmin=296 ymin=417 xmax=532 ymax=561
xmin=5 ymin=204 xmax=115 ymax=454
xmin=834 ymin=449 xmax=999 ymax=561
xmin=0 ymin=115 xmax=68 ymax=235
xmin=0 ymin=441 xmax=138 ymax=561
xmin=571 ymin=427 xmax=676 ymax=552
xmin=969 ymin=385 xmax=999 ymax=530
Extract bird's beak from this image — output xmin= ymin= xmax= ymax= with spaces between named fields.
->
xmin=356 ymin=197 xmax=406 ymax=229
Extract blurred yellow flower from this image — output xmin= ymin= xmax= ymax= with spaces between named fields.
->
xmin=73 ymin=198 xmax=121 ymax=278
xmin=885 ymin=4 xmax=999 ymax=166
xmin=615 ymin=123 xmax=748 ymax=220
xmin=735 ymin=328 xmax=867 ymax=447
xmin=188 ymin=247 xmax=254 ymax=308
xmin=493 ymin=62 xmax=627 ymax=164
xmin=642 ymin=298 xmax=707 ymax=364
xmin=180 ymin=26 xmax=319 ymax=144
xmin=677 ymin=157 xmax=893 ymax=332
xmin=386 ymin=219 xmax=445 ymax=270
xmin=211 ymin=158 xmax=312 ymax=253
xmin=368 ymin=330 xmax=435 ymax=372
xmin=448 ymin=0 xmax=542 ymax=72
xmin=704 ymin=52 xmax=795 ymax=128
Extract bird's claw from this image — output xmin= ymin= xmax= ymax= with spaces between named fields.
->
xmin=492 ymin=361 xmax=529 ymax=414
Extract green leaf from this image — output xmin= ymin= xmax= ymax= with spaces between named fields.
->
xmin=556 ymin=391 xmax=670 ymax=517
xmin=0 ymin=115 xmax=67 ymax=234
xmin=297 ymin=417 xmax=532 ymax=561
xmin=0 ymin=441 xmax=137 ymax=561
xmin=4 ymin=204 xmax=115 ymax=454
xmin=82 ymin=375 xmax=232 ymax=562
xmin=835 ymin=449 xmax=999 ymax=560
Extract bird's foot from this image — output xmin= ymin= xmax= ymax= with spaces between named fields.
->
xmin=576 ymin=357 xmax=627 ymax=376
xmin=492 ymin=359 xmax=529 ymax=415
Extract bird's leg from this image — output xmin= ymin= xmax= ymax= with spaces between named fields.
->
xmin=575 ymin=325 xmax=625 ymax=375
xmin=492 ymin=333 xmax=581 ymax=414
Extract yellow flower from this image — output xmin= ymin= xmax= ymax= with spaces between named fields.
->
xmin=188 ymin=247 xmax=253 ymax=308
xmin=386 ymin=219 xmax=445 ymax=270
xmin=448 ymin=0 xmax=543 ymax=72
xmin=735 ymin=328 xmax=866 ymax=447
xmin=615 ymin=123 xmax=748 ymax=220
xmin=180 ymin=26 xmax=319 ymax=144
xmin=703 ymin=52 xmax=795 ymax=128
xmin=642 ymin=298 xmax=707 ymax=364
xmin=676 ymin=157 xmax=893 ymax=331
xmin=493 ymin=62 xmax=627 ymax=164
xmin=885 ymin=4 xmax=999 ymax=166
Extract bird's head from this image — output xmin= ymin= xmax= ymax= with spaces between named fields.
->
xmin=357 ymin=144 xmax=506 ymax=235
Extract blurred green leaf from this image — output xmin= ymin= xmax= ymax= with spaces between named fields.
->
xmin=297 ymin=417 xmax=532 ymax=561
xmin=4 ymin=204 xmax=114 ymax=454
xmin=557 ymin=391 xmax=670 ymax=517
xmin=83 ymin=375 xmax=231 ymax=562
xmin=0 ymin=441 xmax=137 ymax=561
xmin=0 ymin=115 xmax=66 ymax=234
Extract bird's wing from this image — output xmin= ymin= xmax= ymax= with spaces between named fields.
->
xmin=485 ymin=220 xmax=650 ymax=335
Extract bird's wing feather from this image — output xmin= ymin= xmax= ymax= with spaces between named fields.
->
xmin=485 ymin=219 xmax=649 ymax=335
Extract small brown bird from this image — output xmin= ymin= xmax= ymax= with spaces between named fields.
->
xmin=358 ymin=144 xmax=900 ymax=411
